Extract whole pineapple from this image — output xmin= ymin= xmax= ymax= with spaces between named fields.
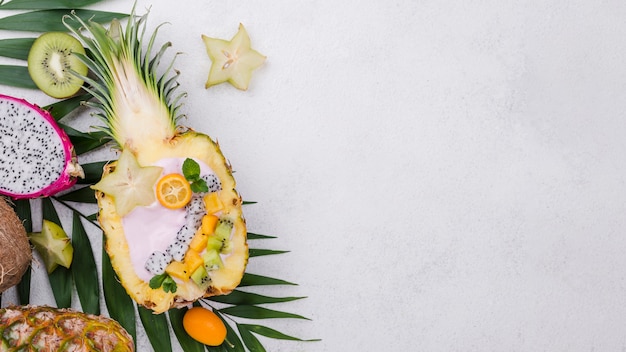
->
xmin=0 ymin=305 xmax=134 ymax=351
xmin=64 ymin=9 xmax=248 ymax=313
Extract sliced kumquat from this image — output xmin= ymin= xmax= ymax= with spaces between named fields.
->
xmin=156 ymin=173 xmax=192 ymax=209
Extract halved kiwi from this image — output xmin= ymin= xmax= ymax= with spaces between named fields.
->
xmin=27 ymin=32 xmax=88 ymax=99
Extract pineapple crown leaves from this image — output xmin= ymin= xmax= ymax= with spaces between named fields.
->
xmin=62 ymin=6 xmax=186 ymax=148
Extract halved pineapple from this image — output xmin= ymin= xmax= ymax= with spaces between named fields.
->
xmin=65 ymin=9 xmax=248 ymax=313
xmin=0 ymin=305 xmax=134 ymax=351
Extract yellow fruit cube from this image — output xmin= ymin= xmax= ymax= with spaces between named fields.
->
xmin=189 ymin=228 xmax=208 ymax=252
xmin=201 ymin=214 xmax=219 ymax=236
xmin=185 ymin=250 xmax=204 ymax=273
xmin=165 ymin=261 xmax=189 ymax=281
xmin=203 ymin=192 xmax=224 ymax=214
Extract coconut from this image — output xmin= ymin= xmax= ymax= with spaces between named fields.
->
xmin=0 ymin=197 xmax=31 ymax=293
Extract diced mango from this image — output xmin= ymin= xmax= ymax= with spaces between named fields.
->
xmin=201 ymin=214 xmax=219 ymax=236
xmin=189 ymin=228 xmax=208 ymax=252
xmin=165 ymin=261 xmax=189 ymax=281
xmin=203 ymin=192 xmax=224 ymax=214
xmin=185 ymin=250 xmax=204 ymax=273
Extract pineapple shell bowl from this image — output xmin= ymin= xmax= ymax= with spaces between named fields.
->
xmin=64 ymin=9 xmax=249 ymax=313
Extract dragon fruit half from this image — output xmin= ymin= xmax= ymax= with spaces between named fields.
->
xmin=0 ymin=94 xmax=83 ymax=199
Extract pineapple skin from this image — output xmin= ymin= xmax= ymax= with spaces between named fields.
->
xmin=0 ymin=305 xmax=134 ymax=351
xmin=96 ymin=131 xmax=249 ymax=313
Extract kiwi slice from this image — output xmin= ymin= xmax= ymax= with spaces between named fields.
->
xmin=27 ymin=32 xmax=88 ymax=99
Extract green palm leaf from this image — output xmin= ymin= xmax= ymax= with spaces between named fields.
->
xmin=102 ymin=237 xmax=137 ymax=349
xmin=57 ymin=186 xmax=97 ymax=203
xmin=248 ymin=248 xmax=289 ymax=257
xmin=77 ymin=160 xmax=109 ymax=185
xmin=246 ymin=232 xmax=276 ymax=240
xmin=44 ymin=93 xmax=91 ymax=121
xmin=208 ymin=289 xmax=305 ymax=305
xmin=0 ymin=37 xmax=35 ymax=60
xmin=0 ymin=0 xmax=102 ymax=9
xmin=219 ymin=305 xmax=311 ymax=320
xmin=138 ymin=305 xmax=172 ymax=352
xmin=214 ymin=310 xmax=245 ymax=352
xmin=0 ymin=65 xmax=36 ymax=88
xmin=70 ymin=212 xmax=100 ymax=315
xmin=238 ymin=324 xmax=320 ymax=341
xmin=60 ymin=124 xmax=110 ymax=154
xmin=237 ymin=324 xmax=266 ymax=352
xmin=0 ymin=9 xmax=126 ymax=32
xmin=238 ymin=273 xmax=297 ymax=287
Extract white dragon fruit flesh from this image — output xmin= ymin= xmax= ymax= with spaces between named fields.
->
xmin=166 ymin=240 xmax=188 ymax=262
xmin=150 ymin=194 xmax=209 ymax=268
xmin=145 ymin=250 xmax=172 ymax=275
xmin=0 ymin=95 xmax=83 ymax=199
xmin=203 ymin=174 xmax=222 ymax=193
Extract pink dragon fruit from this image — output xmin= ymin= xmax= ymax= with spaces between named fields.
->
xmin=0 ymin=94 xmax=83 ymax=199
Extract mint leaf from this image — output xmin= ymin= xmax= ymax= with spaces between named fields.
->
xmin=190 ymin=179 xmax=209 ymax=193
xmin=149 ymin=273 xmax=177 ymax=293
xmin=149 ymin=274 xmax=167 ymax=289
xmin=183 ymin=158 xmax=209 ymax=194
xmin=182 ymin=158 xmax=200 ymax=181
xmin=162 ymin=276 xmax=178 ymax=293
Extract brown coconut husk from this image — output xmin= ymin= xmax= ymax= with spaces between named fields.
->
xmin=0 ymin=197 xmax=31 ymax=293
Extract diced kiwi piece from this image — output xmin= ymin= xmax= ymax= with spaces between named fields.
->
xmin=206 ymin=235 xmax=233 ymax=254
xmin=27 ymin=32 xmax=88 ymax=98
xmin=205 ymin=217 xmax=234 ymax=253
xmin=214 ymin=218 xmax=233 ymax=240
xmin=202 ymin=250 xmax=223 ymax=271
xmin=190 ymin=265 xmax=211 ymax=289
xmin=221 ymin=240 xmax=232 ymax=254
xmin=206 ymin=235 xmax=225 ymax=252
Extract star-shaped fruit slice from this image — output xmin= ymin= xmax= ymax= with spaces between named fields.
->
xmin=202 ymin=23 xmax=266 ymax=90
xmin=28 ymin=220 xmax=73 ymax=274
xmin=92 ymin=148 xmax=163 ymax=216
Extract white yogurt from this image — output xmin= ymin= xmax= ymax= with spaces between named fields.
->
xmin=121 ymin=157 xmax=215 ymax=282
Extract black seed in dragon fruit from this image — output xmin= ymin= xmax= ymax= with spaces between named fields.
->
xmin=173 ymin=197 xmax=205 ymax=244
xmin=202 ymin=173 xmax=221 ymax=193
xmin=145 ymin=251 xmax=171 ymax=275
xmin=176 ymin=223 xmax=196 ymax=245
xmin=166 ymin=240 xmax=188 ymax=262
xmin=0 ymin=95 xmax=83 ymax=199
xmin=186 ymin=195 xmax=205 ymax=216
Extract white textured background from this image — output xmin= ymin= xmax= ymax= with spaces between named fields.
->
xmin=3 ymin=0 xmax=626 ymax=351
